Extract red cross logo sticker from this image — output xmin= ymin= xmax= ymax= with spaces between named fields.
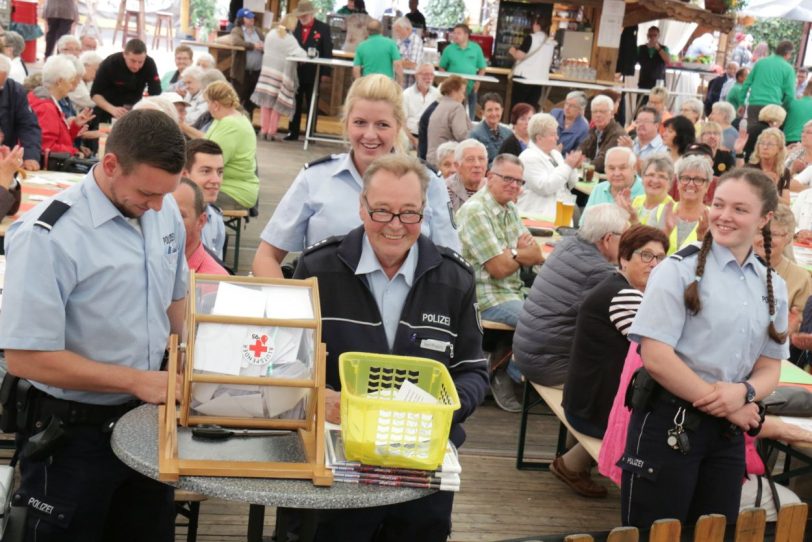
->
xmin=249 ymin=335 xmax=268 ymax=358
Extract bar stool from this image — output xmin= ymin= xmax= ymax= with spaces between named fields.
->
xmin=152 ymin=11 xmax=174 ymax=51
xmin=121 ymin=9 xmax=143 ymax=47
xmin=112 ymin=0 xmax=145 ymax=47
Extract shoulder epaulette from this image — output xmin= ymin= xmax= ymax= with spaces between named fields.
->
xmin=437 ymin=245 xmax=473 ymax=273
xmin=754 ymin=254 xmax=768 ymax=268
xmin=209 ymin=203 xmax=223 ymax=215
xmin=34 ymin=200 xmax=71 ymax=231
xmin=304 ymin=235 xmax=343 ymax=253
xmin=669 ymin=242 xmax=702 ymax=261
xmin=304 ymin=154 xmax=338 ymax=169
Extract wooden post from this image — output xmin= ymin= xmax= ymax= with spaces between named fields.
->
xmin=693 ymin=514 xmax=726 ymax=542
xmin=734 ymin=508 xmax=766 ymax=542
xmin=180 ymin=0 xmax=190 ymax=36
xmin=591 ymin=3 xmax=619 ymax=83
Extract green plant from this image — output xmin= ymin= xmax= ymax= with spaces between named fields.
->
xmin=312 ymin=0 xmax=336 ymax=20
xmin=191 ymin=0 xmax=218 ymax=35
xmin=747 ymin=17 xmax=804 ymax=57
xmin=723 ymin=0 xmax=748 ymax=11
xmin=425 ymin=0 xmax=466 ymax=28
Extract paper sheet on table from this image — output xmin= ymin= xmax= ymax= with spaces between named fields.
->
xmin=780 ymin=416 xmax=812 ymax=433
xmin=194 ymin=391 xmax=265 ymax=417
xmin=780 ymin=362 xmax=812 ymax=385
xmin=194 ymin=323 xmax=248 ymax=375
xmin=264 ymin=285 xmax=313 ymax=319
xmin=212 ymin=282 xmax=266 ymax=317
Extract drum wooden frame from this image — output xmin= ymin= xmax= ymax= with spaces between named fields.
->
xmin=158 ymin=274 xmax=333 ymax=486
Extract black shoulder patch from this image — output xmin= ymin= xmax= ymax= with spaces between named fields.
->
xmin=304 ymin=235 xmax=343 ymax=253
xmin=754 ymin=254 xmax=768 ymax=268
xmin=304 ymin=154 xmax=337 ymax=169
xmin=209 ymin=203 xmax=223 ymax=215
xmin=437 ymin=245 xmax=473 ymax=274
xmin=34 ymin=200 xmax=71 ymax=231
xmin=669 ymin=242 xmax=702 ymax=262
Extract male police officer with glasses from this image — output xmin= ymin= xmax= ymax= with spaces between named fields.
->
xmin=0 ymin=109 xmax=187 ymax=541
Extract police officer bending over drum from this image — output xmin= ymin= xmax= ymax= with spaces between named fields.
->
xmin=0 ymin=109 xmax=188 ymax=541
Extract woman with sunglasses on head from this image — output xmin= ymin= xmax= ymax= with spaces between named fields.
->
xmin=620 ymin=167 xmax=788 ymax=528
xmin=665 ymin=155 xmax=712 ymax=254
xmin=747 ymin=128 xmax=791 ymax=205
xmin=556 ymin=225 xmax=668 ymax=498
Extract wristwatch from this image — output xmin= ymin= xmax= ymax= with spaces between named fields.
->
xmin=743 ymin=381 xmax=756 ymax=404
xmin=510 ymin=248 xmax=518 ymax=260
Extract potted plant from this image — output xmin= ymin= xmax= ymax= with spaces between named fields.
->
xmin=191 ymin=0 xmax=218 ymax=41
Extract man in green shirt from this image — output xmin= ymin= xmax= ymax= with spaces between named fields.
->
xmin=439 ymin=24 xmax=487 ymax=119
xmin=353 ymin=19 xmax=403 ymax=85
xmin=741 ymin=40 xmax=796 ymax=124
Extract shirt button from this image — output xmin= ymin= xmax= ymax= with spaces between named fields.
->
xmin=740 ymin=276 xmax=745 ymax=281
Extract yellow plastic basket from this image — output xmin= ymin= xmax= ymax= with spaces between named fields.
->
xmin=338 ymin=352 xmax=460 ymax=470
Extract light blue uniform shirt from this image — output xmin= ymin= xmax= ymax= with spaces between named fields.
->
xmin=260 ymin=153 xmax=461 ymax=253
xmin=629 ymin=241 xmax=789 ymax=384
xmin=632 ymin=134 xmax=667 ymax=160
xmin=0 ymin=169 xmax=188 ymax=405
xmin=201 ymin=204 xmax=226 ymax=259
xmin=579 ymin=177 xmax=645 ymax=225
xmin=355 ymin=234 xmax=418 ymax=349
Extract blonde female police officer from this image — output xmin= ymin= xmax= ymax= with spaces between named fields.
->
xmin=620 ymin=168 xmax=789 ymax=527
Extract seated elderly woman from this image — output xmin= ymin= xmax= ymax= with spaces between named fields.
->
xmin=196 ymin=52 xmax=216 ymax=70
xmin=69 ymin=51 xmax=102 ymax=111
xmin=662 ymin=115 xmax=695 ymax=162
xmin=709 ymin=100 xmax=738 ymax=151
xmin=747 ymin=127 xmax=791 ymax=204
xmin=788 ymin=120 xmax=812 ymax=190
xmin=742 ymin=104 xmax=786 ymax=162
xmin=679 ymin=98 xmax=704 ymax=126
xmin=28 ymin=55 xmax=94 ymax=158
xmin=3 ymin=31 xmax=26 ymax=84
xmin=498 ymin=102 xmax=534 ymax=156
xmin=555 ymin=225 xmax=669 ymax=498
xmin=181 ymin=66 xmax=207 ymax=126
xmin=665 ymin=153 xmax=712 ymax=254
xmin=516 ymin=112 xmax=583 ymax=218
xmin=618 ymin=153 xmax=674 ymax=231
xmin=698 ymin=120 xmax=735 ymax=177
xmin=435 ymin=141 xmax=458 ymax=179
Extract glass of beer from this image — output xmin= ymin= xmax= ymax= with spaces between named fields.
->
xmin=583 ymin=161 xmax=596 ymax=183
xmin=555 ymin=193 xmax=577 ymax=228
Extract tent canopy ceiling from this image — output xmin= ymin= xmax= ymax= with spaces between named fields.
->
xmin=741 ymin=0 xmax=812 ymax=22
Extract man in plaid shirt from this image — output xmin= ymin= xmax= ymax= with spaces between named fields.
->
xmin=393 ymin=17 xmax=423 ymax=87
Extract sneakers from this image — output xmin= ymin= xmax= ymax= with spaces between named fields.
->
xmin=490 ymin=367 xmax=522 ymax=413
xmin=282 ymin=133 xmax=299 ymax=141
xmin=549 ymin=456 xmax=608 ymax=498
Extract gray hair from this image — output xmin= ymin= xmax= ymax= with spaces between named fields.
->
xmin=453 ymin=138 xmax=487 ymax=163
xmin=67 ymin=54 xmax=84 ymax=78
xmin=606 ymin=146 xmax=637 ymax=168
xmin=79 ymin=50 xmax=103 ymax=67
xmin=132 ymin=96 xmax=179 ymax=124
xmin=41 ymin=55 xmax=78 ymax=89
xmin=772 ymin=203 xmax=795 ymax=233
xmin=415 ymin=62 xmax=434 ymax=75
xmin=712 ymin=101 xmax=735 ymax=124
xmin=199 ymin=68 xmax=226 ymax=88
xmin=0 ymin=54 xmax=10 ymax=74
xmin=527 ymin=112 xmax=559 ymax=142
xmin=578 ymin=204 xmax=629 ymax=243
xmin=181 ymin=65 xmax=205 ymax=83
xmin=56 ymin=34 xmax=81 ymax=53
xmin=681 ymin=98 xmax=704 ymax=118
xmin=393 ymin=16 xmax=412 ymax=32
xmin=491 ymin=153 xmax=523 ymax=171
xmin=362 ymin=154 xmax=430 ymax=201
xmin=590 ymin=94 xmax=614 ymax=111
xmin=675 ymin=153 xmax=713 ymax=181
xmin=196 ymin=52 xmax=216 ymax=69
xmin=436 ymin=141 xmax=458 ymax=164
xmin=565 ymin=91 xmax=587 ymax=110
xmin=641 ymin=153 xmax=675 ymax=181
xmin=3 ymin=31 xmax=24 ymax=57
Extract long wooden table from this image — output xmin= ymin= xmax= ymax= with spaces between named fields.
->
xmin=0 ymin=170 xmax=84 ymax=238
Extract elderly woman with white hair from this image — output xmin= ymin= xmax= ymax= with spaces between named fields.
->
xmin=181 ymin=66 xmax=208 ymax=126
xmin=28 ymin=55 xmax=93 ymax=157
xmin=664 ymin=153 xmax=712 ymax=254
xmin=517 ymin=112 xmax=583 ymax=218
xmin=679 ymin=97 xmax=704 ymax=126
xmin=131 ymin=95 xmax=180 ymax=124
xmin=435 ymin=140 xmax=458 ymax=179
xmin=709 ymin=100 xmax=737 ymax=150
xmin=69 ymin=51 xmax=102 ymax=110
xmin=196 ymin=53 xmax=216 ymax=70
xmin=3 ymin=31 xmax=26 ymax=84
xmin=55 ymin=34 xmax=81 ymax=57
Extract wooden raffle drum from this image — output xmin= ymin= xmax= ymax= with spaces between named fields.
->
xmin=158 ymin=274 xmax=334 ymax=486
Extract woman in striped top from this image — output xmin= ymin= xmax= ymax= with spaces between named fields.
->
xmin=552 ymin=225 xmax=670 ymax=498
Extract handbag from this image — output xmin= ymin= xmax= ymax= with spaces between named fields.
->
xmin=42 ymin=150 xmax=97 ymax=174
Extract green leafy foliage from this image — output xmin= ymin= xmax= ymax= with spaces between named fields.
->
xmin=746 ymin=17 xmax=804 ymax=58
xmin=425 ymin=0 xmax=466 ymax=28
xmin=191 ymin=0 xmax=218 ymax=35
xmin=312 ymin=0 xmax=336 ymax=20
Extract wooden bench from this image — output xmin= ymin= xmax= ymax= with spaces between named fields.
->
xmin=516 ymin=382 xmax=602 ymax=471
xmin=551 ymin=504 xmax=808 ymax=542
xmin=222 ymin=209 xmax=249 ymax=273
xmin=481 ymin=320 xmax=515 ymax=372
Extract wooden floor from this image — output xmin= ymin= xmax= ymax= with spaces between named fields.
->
xmin=191 ymin=133 xmax=622 ymax=541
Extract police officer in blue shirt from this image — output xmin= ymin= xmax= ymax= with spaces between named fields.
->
xmin=620 ymin=168 xmax=789 ymax=527
xmin=0 ymin=109 xmax=188 ymax=541
xmin=252 ymin=74 xmax=459 ymax=278
xmin=184 ymin=139 xmax=226 ymax=259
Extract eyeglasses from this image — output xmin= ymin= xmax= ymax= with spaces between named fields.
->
xmin=758 ymin=141 xmax=779 ymax=148
xmin=634 ymin=249 xmax=666 ymax=263
xmin=363 ymin=197 xmax=424 ymax=224
xmin=491 ymin=172 xmax=526 ymax=187
xmin=678 ymin=175 xmax=708 ymax=186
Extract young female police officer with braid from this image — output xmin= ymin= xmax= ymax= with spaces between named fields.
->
xmin=620 ymin=168 xmax=789 ymax=527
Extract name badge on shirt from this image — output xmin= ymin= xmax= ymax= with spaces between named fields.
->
xmin=420 ymin=338 xmax=451 ymax=353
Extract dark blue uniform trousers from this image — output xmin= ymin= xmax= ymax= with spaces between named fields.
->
xmin=15 ymin=425 xmax=174 ymax=542
xmin=620 ymin=404 xmax=745 ymax=528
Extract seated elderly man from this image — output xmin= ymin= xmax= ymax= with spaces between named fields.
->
xmin=456 ymin=153 xmax=544 ymax=412
xmin=579 ymin=146 xmax=643 ymax=225
xmin=578 ymin=94 xmax=626 ymax=173
xmin=55 ymin=34 xmax=81 ymax=57
xmin=184 ymin=139 xmax=226 ymax=259
xmin=620 ymin=106 xmax=665 ymax=161
xmin=173 ymin=178 xmax=228 ymax=275
xmin=469 ymin=92 xmax=512 ymax=165
xmin=28 ymin=55 xmax=94 ymax=157
xmin=446 ymin=138 xmax=487 ymax=212
xmin=403 ymin=63 xmax=439 ymax=148
xmin=293 ymin=153 xmax=487 ymax=541
xmin=0 ymin=54 xmax=41 ymax=170
xmin=550 ymin=91 xmax=589 ymax=154
xmin=513 ymin=202 xmax=630 ymax=388
xmin=80 ymin=34 xmax=98 ymax=52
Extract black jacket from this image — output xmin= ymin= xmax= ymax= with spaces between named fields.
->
xmin=0 ymin=78 xmax=41 ymax=161
xmin=293 ymin=226 xmax=488 ymax=447
xmin=294 ymin=19 xmax=333 ymax=78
